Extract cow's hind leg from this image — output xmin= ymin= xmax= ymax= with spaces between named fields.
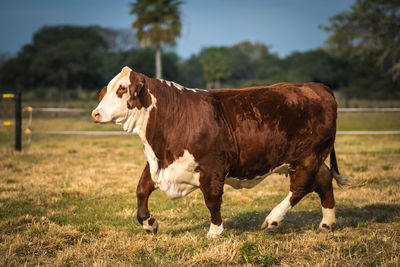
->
xmin=136 ymin=163 xmax=158 ymax=233
xmin=261 ymin=191 xmax=293 ymax=231
xmin=262 ymin=156 xmax=317 ymax=231
xmin=314 ymin=163 xmax=336 ymax=231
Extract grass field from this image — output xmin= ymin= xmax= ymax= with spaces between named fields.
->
xmin=1 ymin=112 xmax=400 ymax=266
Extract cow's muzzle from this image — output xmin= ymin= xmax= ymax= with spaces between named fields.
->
xmin=91 ymin=110 xmax=102 ymax=123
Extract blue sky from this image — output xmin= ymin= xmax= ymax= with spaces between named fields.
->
xmin=0 ymin=0 xmax=353 ymax=58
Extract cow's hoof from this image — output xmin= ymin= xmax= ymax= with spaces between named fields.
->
xmin=318 ymin=222 xmax=333 ymax=232
xmin=261 ymin=220 xmax=279 ymax=231
xmin=207 ymin=232 xmax=220 ymax=238
xmin=207 ymin=223 xmax=224 ymax=238
xmin=142 ymin=216 xmax=158 ymax=234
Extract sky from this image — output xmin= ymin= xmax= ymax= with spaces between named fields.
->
xmin=0 ymin=0 xmax=354 ymax=59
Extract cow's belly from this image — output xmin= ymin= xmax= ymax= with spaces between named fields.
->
xmin=153 ymin=150 xmax=200 ymax=199
xmin=225 ymin=163 xmax=292 ymax=189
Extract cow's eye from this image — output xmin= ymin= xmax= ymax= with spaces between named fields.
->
xmin=116 ymin=85 xmax=128 ymax=98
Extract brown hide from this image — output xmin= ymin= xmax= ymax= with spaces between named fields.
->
xmin=129 ymin=72 xmax=337 ymax=183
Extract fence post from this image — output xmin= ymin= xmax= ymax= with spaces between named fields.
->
xmin=15 ymin=91 xmax=22 ymax=151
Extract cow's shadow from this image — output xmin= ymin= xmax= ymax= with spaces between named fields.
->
xmin=166 ymin=203 xmax=400 ymax=236
xmin=227 ymin=203 xmax=400 ymax=233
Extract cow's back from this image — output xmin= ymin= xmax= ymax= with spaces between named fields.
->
xmin=210 ymin=82 xmax=337 ymax=180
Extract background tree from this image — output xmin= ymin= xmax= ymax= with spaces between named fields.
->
xmin=0 ymin=26 xmax=111 ymax=99
xmin=1 ymin=19 xmax=399 ymax=101
xmin=130 ymin=0 xmax=182 ymax=79
xmin=30 ymin=26 xmax=110 ymax=101
xmin=322 ymin=0 xmax=400 ymax=99
xmin=0 ymin=25 xmax=183 ymax=100
xmin=322 ymin=0 xmax=400 ymax=81
xmin=0 ymin=52 xmax=10 ymax=67
xmin=284 ymin=50 xmax=340 ymax=88
xmin=231 ymin=41 xmax=282 ymax=86
xmin=115 ymin=47 xmax=181 ymax=80
xmin=177 ymin=54 xmax=206 ymax=88
xmin=199 ymin=47 xmax=232 ymax=89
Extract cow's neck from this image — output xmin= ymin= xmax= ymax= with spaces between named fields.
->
xmin=123 ymin=76 xmax=183 ymax=138
xmin=129 ymin=77 xmax=185 ymax=180
xmin=122 ymin=88 xmax=157 ymax=138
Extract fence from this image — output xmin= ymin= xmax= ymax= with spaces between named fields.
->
xmin=2 ymin=102 xmax=400 ymax=151
xmin=338 ymin=108 xmax=400 ymax=112
xmin=1 ymin=92 xmax=22 ymax=150
xmin=25 ymin=106 xmax=400 ymax=135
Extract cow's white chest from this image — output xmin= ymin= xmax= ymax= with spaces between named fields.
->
xmin=225 ymin=163 xmax=292 ymax=189
xmin=143 ymin=145 xmax=200 ymax=199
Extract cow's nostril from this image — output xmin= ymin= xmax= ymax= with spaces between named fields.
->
xmin=91 ymin=110 xmax=102 ymax=122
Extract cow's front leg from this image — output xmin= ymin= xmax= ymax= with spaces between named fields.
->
xmin=200 ymin=172 xmax=224 ymax=238
xmin=136 ymin=163 xmax=158 ymax=233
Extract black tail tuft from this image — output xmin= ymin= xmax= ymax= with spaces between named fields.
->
xmin=330 ymin=146 xmax=353 ymax=187
xmin=330 ymin=147 xmax=340 ymax=175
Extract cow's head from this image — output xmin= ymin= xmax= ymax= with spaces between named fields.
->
xmin=92 ymin=66 xmax=147 ymax=126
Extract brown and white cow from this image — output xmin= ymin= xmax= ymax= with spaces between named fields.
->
xmin=92 ymin=66 xmax=350 ymax=238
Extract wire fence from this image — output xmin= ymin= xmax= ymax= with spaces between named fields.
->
xmin=22 ymin=107 xmax=400 ymax=136
xmin=2 ymin=106 xmax=400 ymax=144
xmin=337 ymin=108 xmax=400 ymax=112
xmin=24 ymin=107 xmax=400 ymax=113
xmin=32 ymin=130 xmax=400 ymax=135
xmin=26 ymin=107 xmax=90 ymax=112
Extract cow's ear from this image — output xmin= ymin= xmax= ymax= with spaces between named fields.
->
xmin=98 ymin=86 xmax=107 ymax=102
xmin=129 ymin=80 xmax=145 ymax=98
xmin=127 ymin=72 xmax=146 ymax=109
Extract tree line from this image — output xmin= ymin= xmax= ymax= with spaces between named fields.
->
xmin=0 ymin=0 xmax=398 ymax=100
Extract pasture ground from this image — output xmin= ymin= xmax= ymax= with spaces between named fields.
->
xmin=0 ymin=112 xmax=400 ymax=266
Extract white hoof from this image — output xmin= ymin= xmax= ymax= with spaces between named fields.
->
xmin=261 ymin=218 xmax=279 ymax=231
xmin=319 ymin=208 xmax=336 ymax=232
xmin=207 ymin=223 xmax=223 ymax=238
xmin=142 ymin=215 xmax=158 ymax=234
xmin=318 ymin=221 xmax=335 ymax=232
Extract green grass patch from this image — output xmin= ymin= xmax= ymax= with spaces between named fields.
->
xmin=381 ymin=164 xmax=391 ymax=171
xmin=68 ymin=149 xmax=78 ymax=154
xmin=239 ymin=241 xmax=279 ymax=266
xmin=6 ymin=178 xmax=16 ymax=184
xmin=337 ymin=112 xmax=400 ymax=131
xmin=0 ymin=198 xmax=46 ymax=221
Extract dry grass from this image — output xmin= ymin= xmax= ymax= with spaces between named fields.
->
xmin=0 ymin=116 xmax=400 ymax=266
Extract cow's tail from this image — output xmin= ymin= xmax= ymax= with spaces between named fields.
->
xmin=330 ymin=147 xmax=353 ymax=187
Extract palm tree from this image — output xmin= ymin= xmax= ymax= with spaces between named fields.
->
xmin=130 ymin=0 xmax=183 ymax=79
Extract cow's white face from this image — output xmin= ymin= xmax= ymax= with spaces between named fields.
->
xmin=92 ymin=66 xmax=156 ymax=135
xmin=92 ymin=66 xmax=133 ymax=124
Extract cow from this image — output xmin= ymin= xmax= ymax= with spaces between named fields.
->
xmin=92 ymin=66 xmax=350 ymax=238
